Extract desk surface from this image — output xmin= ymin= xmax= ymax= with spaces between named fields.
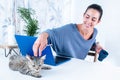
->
xmin=0 ymin=55 xmax=120 ymax=80
xmin=0 ymin=44 xmax=18 ymax=48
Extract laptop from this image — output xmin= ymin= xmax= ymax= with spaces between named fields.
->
xmin=15 ymin=35 xmax=71 ymax=66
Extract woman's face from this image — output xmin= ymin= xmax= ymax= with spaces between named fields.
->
xmin=83 ymin=8 xmax=100 ymax=30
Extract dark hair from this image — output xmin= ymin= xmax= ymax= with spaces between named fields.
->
xmin=84 ymin=4 xmax=103 ymax=20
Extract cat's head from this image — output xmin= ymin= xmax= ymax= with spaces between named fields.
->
xmin=26 ymin=55 xmax=46 ymax=72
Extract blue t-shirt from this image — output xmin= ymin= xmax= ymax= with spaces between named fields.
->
xmin=44 ymin=23 xmax=97 ymax=59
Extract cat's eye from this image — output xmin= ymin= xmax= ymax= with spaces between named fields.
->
xmin=32 ymin=65 xmax=35 ymax=67
xmin=30 ymin=57 xmax=34 ymax=60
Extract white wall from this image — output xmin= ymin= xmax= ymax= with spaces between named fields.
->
xmin=100 ymin=0 xmax=120 ymax=66
xmin=71 ymin=0 xmax=120 ymax=66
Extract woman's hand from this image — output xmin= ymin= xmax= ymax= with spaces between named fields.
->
xmin=32 ymin=32 xmax=48 ymax=56
xmin=95 ymin=42 xmax=103 ymax=54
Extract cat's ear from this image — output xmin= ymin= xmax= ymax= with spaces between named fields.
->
xmin=39 ymin=55 xmax=46 ymax=64
xmin=26 ymin=55 xmax=33 ymax=61
xmin=40 ymin=55 xmax=46 ymax=60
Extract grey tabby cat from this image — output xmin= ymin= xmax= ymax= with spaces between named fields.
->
xmin=9 ymin=54 xmax=51 ymax=78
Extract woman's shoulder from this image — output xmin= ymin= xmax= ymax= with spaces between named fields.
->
xmin=61 ymin=23 xmax=75 ymax=27
xmin=92 ymin=28 xmax=98 ymax=39
xmin=61 ymin=23 xmax=77 ymax=29
xmin=49 ymin=23 xmax=77 ymax=32
xmin=94 ymin=28 xmax=98 ymax=34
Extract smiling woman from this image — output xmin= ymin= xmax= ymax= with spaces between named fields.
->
xmin=32 ymin=4 xmax=107 ymax=62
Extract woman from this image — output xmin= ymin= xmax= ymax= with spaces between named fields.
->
xmin=33 ymin=4 xmax=103 ymax=60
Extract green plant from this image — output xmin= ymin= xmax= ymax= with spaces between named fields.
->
xmin=17 ymin=7 xmax=39 ymax=36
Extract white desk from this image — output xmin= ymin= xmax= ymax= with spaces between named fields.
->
xmin=0 ymin=56 xmax=120 ymax=80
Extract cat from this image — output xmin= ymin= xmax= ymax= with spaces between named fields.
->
xmin=9 ymin=54 xmax=51 ymax=78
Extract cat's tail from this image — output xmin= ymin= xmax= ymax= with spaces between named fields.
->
xmin=9 ymin=61 xmax=18 ymax=71
xmin=9 ymin=54 xmax=25 ymax=71
xmin=9 ymin=55 xmax=18 ymax=61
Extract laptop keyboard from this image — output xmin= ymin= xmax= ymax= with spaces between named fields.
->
xmin=55 ymin=56 xmax=71 ymax=64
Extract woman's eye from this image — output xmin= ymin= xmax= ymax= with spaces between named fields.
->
xmin=86 ymin=16 xmax=89 ymax=19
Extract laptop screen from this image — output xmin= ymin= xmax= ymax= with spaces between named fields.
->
xmin=15 ymin=35 xmax=71 ymax=66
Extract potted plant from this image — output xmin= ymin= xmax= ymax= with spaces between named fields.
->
xmin=17 ymin=7 xmax=39 ymax=36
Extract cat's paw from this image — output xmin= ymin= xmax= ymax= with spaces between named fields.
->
xmin=31 ymin=74 xmax=42 ymax=78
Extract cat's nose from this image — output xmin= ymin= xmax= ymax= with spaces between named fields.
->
xmin=36 ymin=68 xmax=39 ymax=70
